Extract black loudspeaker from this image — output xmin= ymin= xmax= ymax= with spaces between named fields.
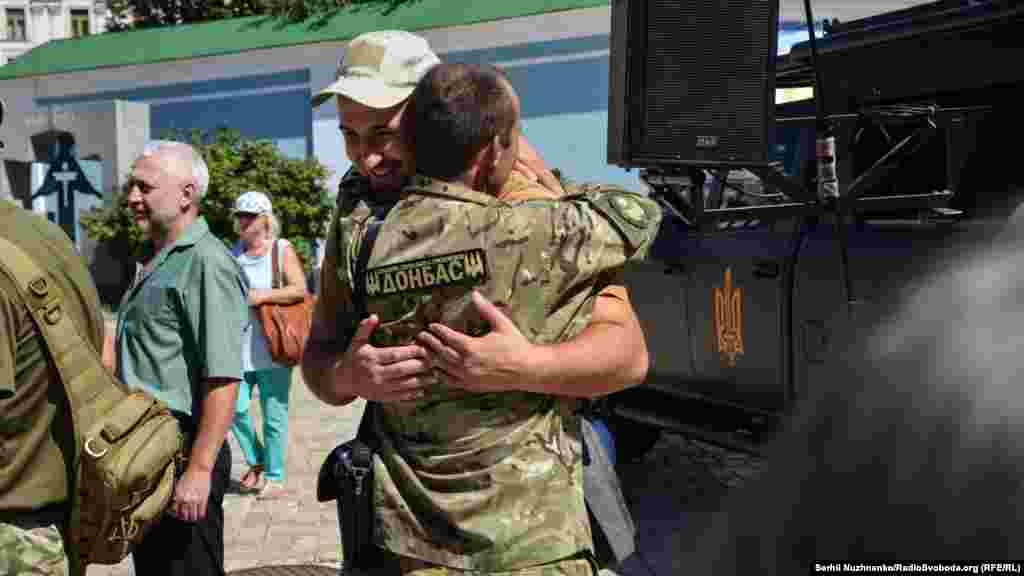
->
xmin=608 ymin=0 xmax=780 ymax=168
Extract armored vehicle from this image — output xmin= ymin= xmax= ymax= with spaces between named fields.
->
xmin=606 ymin=0 xmax=1024 ymax=459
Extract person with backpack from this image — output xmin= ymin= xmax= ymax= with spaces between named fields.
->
xmin=0 ymin=198 xmax=107 ymax=576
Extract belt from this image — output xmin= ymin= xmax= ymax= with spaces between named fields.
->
xmin=0 ymin=502 xmax=66 ymax=529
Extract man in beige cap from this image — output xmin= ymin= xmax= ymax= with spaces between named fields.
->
xmin=303 ymin=30 xmax=648 ymax=574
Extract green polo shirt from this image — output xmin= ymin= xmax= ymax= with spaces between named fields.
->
xmin=115 ymin=217 xmax=247 ymax=416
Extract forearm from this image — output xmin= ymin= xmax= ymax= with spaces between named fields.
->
xmin=259 ymin=285 xmax=306 ymax=305
xmin=301 ymin=338 xmax=358 ymax=406
xmin=525 ymin=291 xmax=648 ymax=398
xmin=102 ymin=326 xmax=115 ymax=372
xmin=188 ymin=381 xmax=238 ymax=472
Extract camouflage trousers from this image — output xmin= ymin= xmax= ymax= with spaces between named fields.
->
xmin=349 ymin=553 xmax=595 ymax=576
xmin=0 ymin=520 xmax=69 ymax=576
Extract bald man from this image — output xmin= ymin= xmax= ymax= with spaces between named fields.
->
xmin=115 ymin=141 xmax=247 ymax=576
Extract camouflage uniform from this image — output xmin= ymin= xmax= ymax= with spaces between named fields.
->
xmin=315 ymin=172 xmax=660 ymax=574
xmin=0 ymin=520 xmax=68 ymax=575
xmin=0 ymin=201 xmax=106 ymax=576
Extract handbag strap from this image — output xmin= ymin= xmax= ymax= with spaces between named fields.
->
xmin=0 ymin=237 xmax=128 ymax=454
xmin=271 ymin=239 xmax=282 ymax=290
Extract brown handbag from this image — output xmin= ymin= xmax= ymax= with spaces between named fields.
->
xmin=258 ymin=239 xmax=315 ymax=366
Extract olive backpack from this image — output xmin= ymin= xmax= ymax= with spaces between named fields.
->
xmin=0 ymin=236 xmax=183 ymax=575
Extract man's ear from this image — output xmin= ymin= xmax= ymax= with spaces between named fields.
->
xmin=489 ymin=134 xmax=510 ymax=172
xmin=470 ymin=144 xmax=494 ymax=191
xmin=181 ymin=180 xmax=197 ymax=210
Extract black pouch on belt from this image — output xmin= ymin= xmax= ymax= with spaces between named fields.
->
xmin=321 ymin=434 xmax=375 ymax=571
xmin=315 ymin=214 xmax=384 ymax=570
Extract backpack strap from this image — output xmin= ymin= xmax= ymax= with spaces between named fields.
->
xmin=0 ymin=237 xmax=126 ymax=443
xmin=0 ymin=236 xmax=133 ymax=572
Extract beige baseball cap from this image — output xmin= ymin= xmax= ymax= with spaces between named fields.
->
xmin=312 ymin=30 xmax=441 ymax=109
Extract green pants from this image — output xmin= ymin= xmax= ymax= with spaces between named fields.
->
xmin=231 ymin=367 xmax=293 ymax=481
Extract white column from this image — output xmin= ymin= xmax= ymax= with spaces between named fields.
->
xmin=48 ymin=5 xmax=62 ymax=41
xmin=29 ymin=5 xmax=48 ymax=44
xmin=93 ymin=4 xmax=106 ymax=34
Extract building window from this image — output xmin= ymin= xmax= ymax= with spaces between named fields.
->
xmin=6 ymin=8 xmax=27 ymax=42
xmin=71 ymin=9 xmax=90 ymax=38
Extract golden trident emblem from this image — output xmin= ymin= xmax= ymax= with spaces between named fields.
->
xmin=713 ymin=267 xmax=744 ymax=367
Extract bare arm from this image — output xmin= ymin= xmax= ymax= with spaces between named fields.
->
xmin=102 ymin=321 xmax=115 ymax=372
xmin=249 ymin=242 xmax=308 ymax=306
xmin=514 ymin=135 xmax=565 ymax=196
xmin=302 ymin=306 xmax=359 ymax=406
xmin=171 ymin=379 xmax=238 ymax=522
xmin=171 ymin=253 xmax=246 ymax=522
xmin=190 ymin=380 xmax=238 ymax=472
xmin=531 ymin=285 xmax=648 ymax=396
xmin=302 ymin=222 xmax=430 ymax=406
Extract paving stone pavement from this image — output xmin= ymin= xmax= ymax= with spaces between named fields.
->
xmin=84 ymin=371 xmax=622 ymax=576
xmin=89 ymin=317 xmax=629 ymax=574
xmin=87 ymin=370 xmax=364 ymax=575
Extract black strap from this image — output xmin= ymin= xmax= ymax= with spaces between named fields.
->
xmin=353 ymin=221 xmax=381 ymax=321
xmin=352 ymin=220 xmax=382 ymax=449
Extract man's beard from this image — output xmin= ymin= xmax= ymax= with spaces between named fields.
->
xmin=366 ymin=157 xmax=406 ymax=196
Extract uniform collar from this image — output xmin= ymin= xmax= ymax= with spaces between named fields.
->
xmin=403 ymin=175 xmax=495 ymax=207
xmin=131 ymin=216 xmax=210 ymax=296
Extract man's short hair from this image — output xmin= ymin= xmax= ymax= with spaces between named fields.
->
xmin=404 ymin=63 xmax=517 ymax=181
xmin=141 ymin=140 xmax=209 ymax=198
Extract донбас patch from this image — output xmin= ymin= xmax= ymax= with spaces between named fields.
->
xmin=366 ymin=249 xmax=489 ymax=298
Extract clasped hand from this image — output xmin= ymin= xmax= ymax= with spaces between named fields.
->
xmin=341 ymin=292 xmax=542 ymax=402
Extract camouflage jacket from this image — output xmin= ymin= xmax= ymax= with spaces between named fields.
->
xmin=315 ymin=172 xmax=661 ymax=570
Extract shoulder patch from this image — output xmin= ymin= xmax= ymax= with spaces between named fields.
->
xmin=584 ymin=189 xmax=660 ymax=252
xmin=609 ymin=194 xmax=650 ymax=228
xmin=365 ymin=249 xmax=489 ymax=298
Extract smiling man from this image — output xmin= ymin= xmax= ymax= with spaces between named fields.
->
xmin=303 ymin=30 xmax=650 ymax=575
xmin=116 ymin=140 xmax=247 ymax=576
xmin=304 ymin=30 xmax=649 ymax=422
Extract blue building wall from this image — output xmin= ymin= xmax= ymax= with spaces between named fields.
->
xmin=36 ymin=69 xmax=313 ymax=160
xmin=34 ymin=25 xmax=822 ymax=194
xmin=442 ymin=34 xmax=640 ymax=190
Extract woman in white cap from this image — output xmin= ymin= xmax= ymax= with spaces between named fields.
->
xmin=231 ymin=190 xmax=307 ymax=499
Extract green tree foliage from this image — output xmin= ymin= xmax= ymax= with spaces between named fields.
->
xmin=80 ymin=128 xmax=333 ymax=272
xmin=106 ymin=0 xmax=416 ymax=31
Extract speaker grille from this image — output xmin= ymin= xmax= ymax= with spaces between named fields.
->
xmin=634 ymin=0 xmax=778 ymax=164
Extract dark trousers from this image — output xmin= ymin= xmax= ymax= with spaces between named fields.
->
xmin=133 ymin=414 xmax=232 ymax=576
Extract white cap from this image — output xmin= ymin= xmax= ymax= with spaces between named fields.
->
xmin=312 ymin=30 xmax=441 ymax=109
xmin=234 ymin=191 xmax=273 ymax=215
